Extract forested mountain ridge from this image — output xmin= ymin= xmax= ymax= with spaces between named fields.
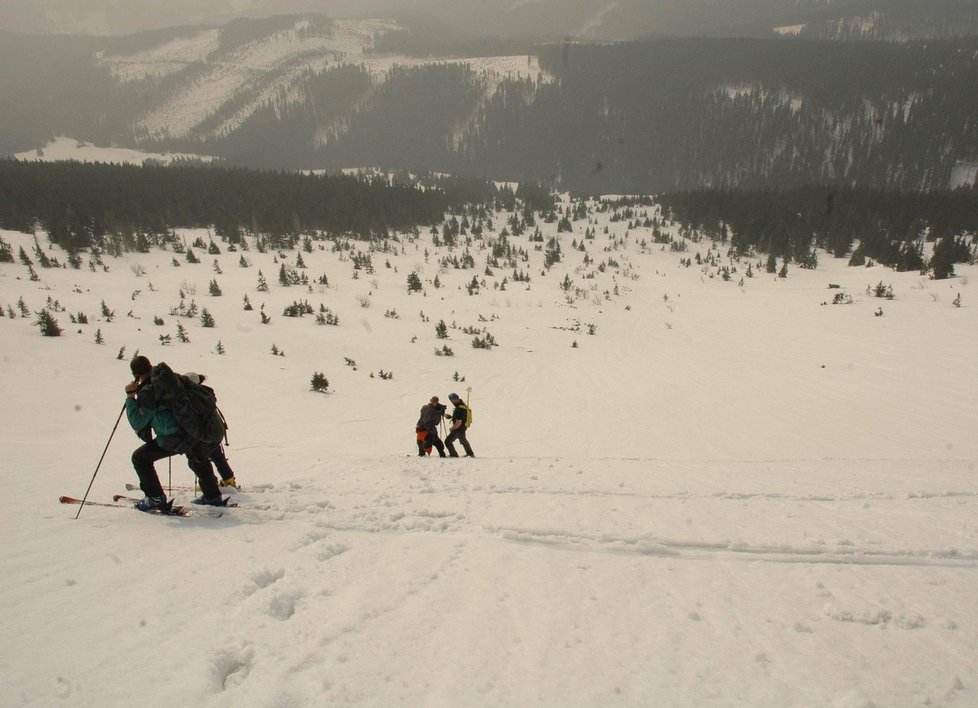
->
xmin=2 ymin=15 xmax=977 ymax=194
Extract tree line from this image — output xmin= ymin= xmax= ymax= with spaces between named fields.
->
xmin=657 ymin=186 xmax=978 ymax=277
xmin=0 ymin=160 xmax=517 ymax=254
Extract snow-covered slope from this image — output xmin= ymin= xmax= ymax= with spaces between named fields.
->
xmin=1 ymin=194 xmax=976 ymax=706
xmin=96 ymin=17 xmax=549 ymax=141
xmin=13 ymin=136 xmax=219 ymax=165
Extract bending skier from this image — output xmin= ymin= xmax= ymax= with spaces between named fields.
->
xmin=184 ymin=372 xmax=239 ymax=489
xmin=125 ymin=356 xmax=224 ymax=510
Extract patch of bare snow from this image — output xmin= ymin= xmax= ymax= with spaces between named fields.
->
xmin=13 ymin=136 xmax=218 ymax=165
xmin=98 ymin=29 xmax=223 ymax=83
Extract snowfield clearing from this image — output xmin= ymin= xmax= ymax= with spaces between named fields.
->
xmin=0 ymin=193 xmax=975 ymax=707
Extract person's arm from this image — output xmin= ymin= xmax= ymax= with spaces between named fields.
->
xmin=124 ymin=382 xmax=156 ymax=431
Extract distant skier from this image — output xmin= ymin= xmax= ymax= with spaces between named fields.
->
xmin=445 ymin=393 xmax=475 ymax=458
xmin=416 ymin=395 xmax=447 ymax=457
xmin=184 ymin=372 xmax=239 ymax=489
xmin=125 ymin=356 xmax=224 ymax=510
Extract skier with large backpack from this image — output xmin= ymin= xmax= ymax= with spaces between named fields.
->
xmin=183 ymin=372 xmax=239 ymax=489
xmin=124 ymin=356 xmax=227 ymax=510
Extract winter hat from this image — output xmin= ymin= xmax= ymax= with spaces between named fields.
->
xmin=448 ymin=392 xmax=460 ymax=401
xmin=130 ymin=355 xmax=152 ymax=378
xmin=184 ymin=372 xmax=201 ymax=385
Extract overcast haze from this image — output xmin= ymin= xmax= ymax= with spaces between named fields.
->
xmin=0 ymin=0 xmax=414 ymax=35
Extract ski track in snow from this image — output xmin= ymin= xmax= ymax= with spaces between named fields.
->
xmin=193 ymin=458 xmax=978 ymax=573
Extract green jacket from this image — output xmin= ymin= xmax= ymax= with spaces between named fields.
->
xmin=126 ymin=385 xmax=182 ymax=439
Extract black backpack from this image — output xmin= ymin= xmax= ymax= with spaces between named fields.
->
xmin=150 ymin=362 xmax=226 ymax=446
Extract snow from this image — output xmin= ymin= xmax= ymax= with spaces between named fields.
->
xmin=1 ymin=194 xmax=976 ymax=707
xmin=97 ymin=29 xmax=224 ymax=83
xmin=13 ymin=137 xmax=219 ymax=166
xmin=950 ymin=161 xmax=978 ymax=189
xmin=95 ymin=18 xmax=552 ymax=141
xmin=774 ymin=24 xmax=806 ymax=37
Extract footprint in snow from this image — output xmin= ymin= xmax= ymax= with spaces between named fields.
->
xmin=250 ymin=568 xmax=285 ymax=589
xmin=266 ymin=590 xmax=303 ymax=620
xmin=210 ymin=644 xmax=254 ymax=691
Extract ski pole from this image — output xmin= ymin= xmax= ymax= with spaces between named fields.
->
xmin=75 ymin=402 xmax=126 ymax=519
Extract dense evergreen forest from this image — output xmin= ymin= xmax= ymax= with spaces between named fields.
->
xmin=0 ymin=160 xmax=518 ymax=254
xmin=457 ymin=37 xmax=978 ymax=194
xmin=657 ymin=187 xmax=978 ymax=278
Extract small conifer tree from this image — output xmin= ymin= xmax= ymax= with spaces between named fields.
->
xmin=407 ymin=272 xmax=423 ymax=293
xmin=35 ymin=310 xmax=63 ymax=336
xmin=311 ymin=372 xmax=329 ymax=392
xmin=100 ymin=300 xmax=115 ymax=322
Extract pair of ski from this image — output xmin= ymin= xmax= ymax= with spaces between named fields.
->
xmin=59 ymin=494 xmax=235 ymax=518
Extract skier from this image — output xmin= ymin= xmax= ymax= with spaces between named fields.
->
xmin=125 ymin=356 xmax=224 ymax=510
xmin=416 ymin=395 xmax=447 ymax=457
xmin=444 ymin=393 xmax=475 ymax=458
xmin=184 ymin=372 xmax=239 ymax=489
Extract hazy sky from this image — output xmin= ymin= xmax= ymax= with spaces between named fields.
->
xmin=0 ymin=0 xmax=413 ymax=35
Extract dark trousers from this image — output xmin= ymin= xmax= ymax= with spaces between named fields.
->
xmin=210 ymin=444 xmax=234 ymax=481
xmin=445 ymin=427 xmax=474 ymax=457
xmin=132 ymin=439 xmax=221 ymax=498
xmin=419 ymin=431 xmax=446 ymax=457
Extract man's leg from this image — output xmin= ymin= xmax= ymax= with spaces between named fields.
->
xmin=210 ymin=444 xmax=235 ymax=481
xmin=458 ymin=428 xmax=475 ymax=457
xmin=132 ymin=440 xmax=174 ymax=498
xmin=426 ymin=432 xmax=447 ymax=457
xmin=445 ymin=429 xmax=460 ymax=457
xmin=186 ymin=444 xmax=222 ymax=499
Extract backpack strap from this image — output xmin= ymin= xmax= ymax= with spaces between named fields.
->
xmin=216 ymin=405 xmax=229 ymax=445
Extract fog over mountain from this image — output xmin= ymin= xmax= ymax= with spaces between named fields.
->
xmin=6 ymin=0 xmax=978 ymax=40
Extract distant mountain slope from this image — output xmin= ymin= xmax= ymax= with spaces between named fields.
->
xmin=3 ymin=15 xmax=978 ymax=193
